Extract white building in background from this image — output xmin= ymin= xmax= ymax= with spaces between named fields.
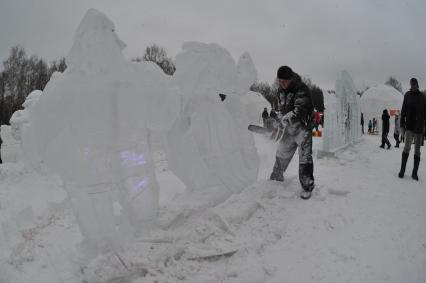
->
xmin=360 ymin=84 xmax=403 ymax=133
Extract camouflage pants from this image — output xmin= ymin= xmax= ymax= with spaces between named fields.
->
xmin=270 ymin=122 xmax=315 ymax=192
xmin=403 ymin=130 xmax=423 ymax=157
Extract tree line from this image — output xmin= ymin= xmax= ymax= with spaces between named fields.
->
xmin=1 ymin=43 xmax=337 ymax=125
xmin=0 ymin=46 xmax=66 ymax=125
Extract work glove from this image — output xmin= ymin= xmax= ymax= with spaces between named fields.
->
xmin=280 ymin=111 xmax=295 ymax=128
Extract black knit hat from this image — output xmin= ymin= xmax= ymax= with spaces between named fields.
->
xmin=410 ymin=78 xmax=419 ymax=88
xmin=277 ymin=66 xmax=293 ymax=80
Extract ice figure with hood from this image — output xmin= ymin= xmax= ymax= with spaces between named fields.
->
xmin=26 ymin=9 xmax=179 ymax=255
xmin=164 ymin=42 xmax=259 ymax=202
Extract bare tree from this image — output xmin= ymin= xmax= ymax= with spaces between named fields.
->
xmin=385 ymin=76 xmax=403 ymax=93
xmin=302 ymin=76 xmax=324 ymax=112
xmin=133 ymin=44 xmax=176 ymax=75
xmin=0 ymin=46 xmax=67 ymax=124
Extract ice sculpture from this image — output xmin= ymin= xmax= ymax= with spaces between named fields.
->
xmin=26 ymin=9 xmax=180 ymax=254
xmin=164 ymin=42 xmax=259 ymax=198
xmin=322 ymin=70 xmax=361 ymax=153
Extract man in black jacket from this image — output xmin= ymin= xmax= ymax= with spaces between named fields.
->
xmin=380 ymin=109 xmax=391 ymax=149
xmin=398 ymin=78 xmax=426 ymax=180
xmin=270 ymin=66 xmax=315 ymax=199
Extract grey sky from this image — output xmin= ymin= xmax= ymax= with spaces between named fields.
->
xmin=1 ymin=0 xmax=425 ymax=90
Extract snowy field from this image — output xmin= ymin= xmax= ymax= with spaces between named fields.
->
xmin=1 ymin=133 xmax=425 ymax=283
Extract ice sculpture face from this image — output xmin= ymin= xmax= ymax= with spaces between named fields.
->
xmin=67 ymin=8 xmax=126 ymax=74
xmin=26 ymin=9 xmax=179 ymax=256
xmin=164 ymin=42 xmax=259 ymax=197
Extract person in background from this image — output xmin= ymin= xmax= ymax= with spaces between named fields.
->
xmin=398 ymin=78 xmax=426 ymax=180
xmin=0 ymin=132 xmax=2 ymax=164
xmin=270 ymin=108 xmax=278 ymax=120
xmin=314 ymin=110 xmax=321 ymax=132
xmin=361 ymin=113 xmax=365 ymax=134
xmin=368 ymin=119 xmax=373 ymax=134
xmin=372 ymin=117 xmax=377 ymax=133
xmin=393 ymin=113 xmax=401 ymax=148
xmin=380 ymin=109 xmax=391 ymax=149
xmin=262 ymin=107 xmax=269 ymax=127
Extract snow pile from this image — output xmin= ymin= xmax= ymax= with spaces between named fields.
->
xmin=0 ymin=125 xmax=19 ymax=163
xmin=24 ymin=8 xmax=180 ymax=255
xmin=164 ymin=42 xmax=259 ymax=209
xmin=360 ymin=84 xmax=403 ymax=131
xmin=0 ymin=90 xmax=42 ymax=163
xmin=323 ymin=70 xmax=361 ymax=152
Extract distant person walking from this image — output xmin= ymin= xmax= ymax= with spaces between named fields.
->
xmin=0 ymin=134 xmax=2 ymax=164
xmin=368 ymin=120 xmax=373 ymax=133
xmin=372 ymin=118 xmax=377 ymax=133
xmin=393 ymin=113 xmax=401 ymax=148
xmin=270 ymin=109 xmax=278 ymax=120
xmin=380 ymin=109 xmax=391 ymax=149
xmin=398 ymin=78 xmax=426 ymax=180
xmin=314 ymin=110 xmax=321 ymax=132
xmin=361 ymin=113 xmax=365 ymax=134
xmin=262 ymin=107 xmax=269 ymax=127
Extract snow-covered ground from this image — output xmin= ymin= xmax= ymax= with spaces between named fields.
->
xmin=1 ymin=133 xmax=425 ymax=283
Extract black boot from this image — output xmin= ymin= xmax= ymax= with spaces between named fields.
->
xmin=398 ymin=152 xmax=409 ymax=178
xmin=412 ymin=155 xmax=420 ymax=181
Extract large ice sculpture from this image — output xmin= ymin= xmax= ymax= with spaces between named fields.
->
xmin=26 ymin=9 xmax=180 ymax=254
xmin=164 ymin=42 xmax=259 ymax=198
xmin=322 ymin=70 xmax=361 ymax=152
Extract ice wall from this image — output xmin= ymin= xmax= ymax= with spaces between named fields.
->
xmin=25 ymin=9 xmax=180 ymax=255
xmin=164 ymin=42 xmax=259 ymax=198
xmin=323 ymin=71 xmax=361 ymax=152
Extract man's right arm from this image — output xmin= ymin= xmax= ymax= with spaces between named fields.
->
xmin=400 ymin=94 xmax=407 ymax=129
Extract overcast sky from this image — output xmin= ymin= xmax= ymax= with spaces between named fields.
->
xmin=1 ymin=0 xmax=425 ymax=90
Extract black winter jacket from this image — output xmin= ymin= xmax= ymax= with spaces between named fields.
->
xmin=400 ymin=89 xmax=426 ymax=134
xmin=382 ymin=111 xmax=390 ymax=134
xmin=277 ymin=74 xmax=314 ymax=127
